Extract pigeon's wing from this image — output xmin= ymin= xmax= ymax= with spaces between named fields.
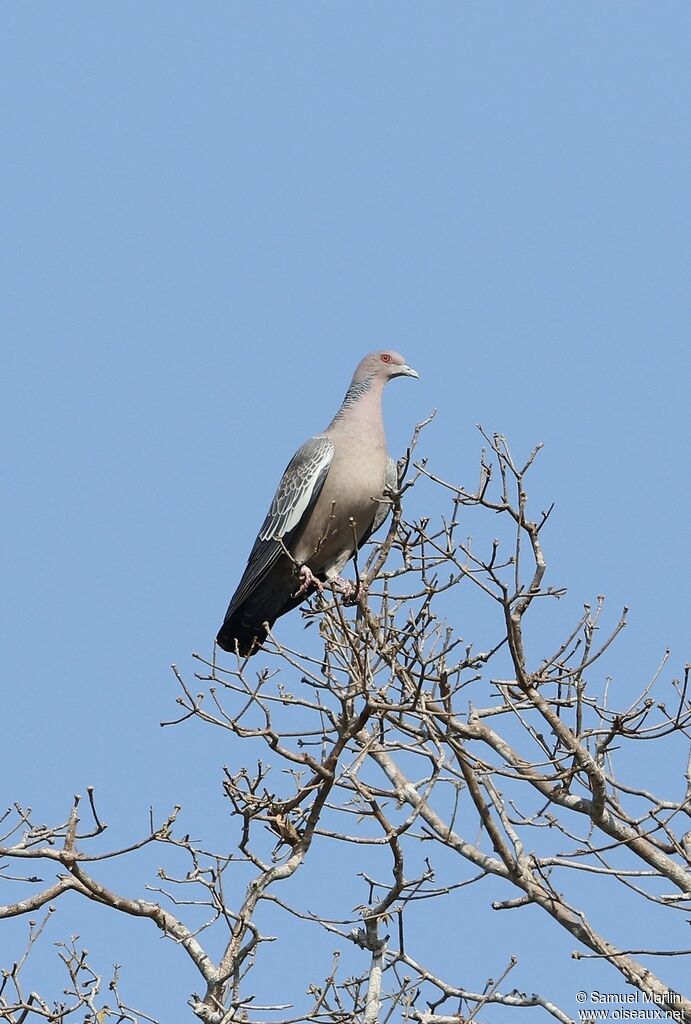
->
xmin=361 ymin=455 xmax=399 ymax=546
xmin=222 ymin=435 xmax=334 ymax=619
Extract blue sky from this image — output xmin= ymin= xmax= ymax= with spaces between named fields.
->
xmin=3 ymin=3 xmax=690 ymax=1020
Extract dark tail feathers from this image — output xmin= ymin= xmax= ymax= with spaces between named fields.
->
xmin=216 ymin=608 xmax=270 ymax=658
xmin=216 ymin=579 xmax=309 ymax=657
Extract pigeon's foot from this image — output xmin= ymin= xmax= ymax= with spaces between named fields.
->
xmin=330 ymin=576 xmax=366 ymax=605
xmin=295 ymin=565 xmax=324 ymax=598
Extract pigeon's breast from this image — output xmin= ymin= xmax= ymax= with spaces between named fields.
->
xmin=292 ymin=437 xmax=387 ymax=576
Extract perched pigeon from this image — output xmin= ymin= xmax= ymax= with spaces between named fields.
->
xmin=216 ymin=350 xmax=418 ymax=657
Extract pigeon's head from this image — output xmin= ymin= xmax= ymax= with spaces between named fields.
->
xmin=355 ymin=350 xmax=419 ymax=385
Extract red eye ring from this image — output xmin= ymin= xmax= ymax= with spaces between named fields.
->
xmin=380 ymin=353 xmax=391 ymax=363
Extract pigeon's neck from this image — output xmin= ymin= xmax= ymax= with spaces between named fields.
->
xmin=327 ymin=374 xmax=385 ymax=437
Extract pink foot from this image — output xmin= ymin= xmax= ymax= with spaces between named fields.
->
xmin=294 ymin=565 xmax=324 ymax=598
xmin=330 ymin=576 xmax=362 ymax=604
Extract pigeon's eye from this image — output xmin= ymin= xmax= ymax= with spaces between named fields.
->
xmin=380 ymin=353 xmax=391 ymax=363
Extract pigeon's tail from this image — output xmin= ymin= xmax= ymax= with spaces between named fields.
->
xmin=216 ymin=572 xmax=309 ymax=657
xmin=216 ymin=610 xmax=270 ymax=658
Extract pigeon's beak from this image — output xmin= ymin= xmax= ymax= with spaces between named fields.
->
xmin=398 ymin=364 xmax=419 ymax=379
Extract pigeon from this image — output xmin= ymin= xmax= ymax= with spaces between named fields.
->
xmin=216 ymin=350 xmax=418 ymax=656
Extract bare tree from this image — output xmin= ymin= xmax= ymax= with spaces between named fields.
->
xmin=2 ymin=423 xmax=690 ymax=1024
